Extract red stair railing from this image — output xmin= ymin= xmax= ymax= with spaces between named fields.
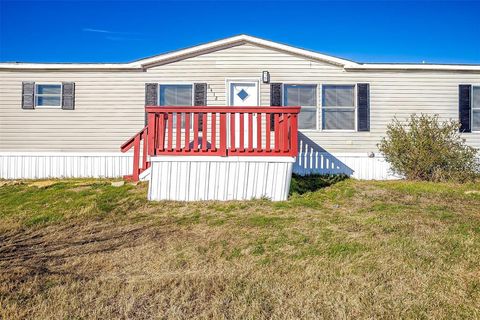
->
xmin=120 ymin=126 xmax=149 ymax=181
xmin=121 ymin=106 xmax=300 ymax=181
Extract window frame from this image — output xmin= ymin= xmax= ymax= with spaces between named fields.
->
xmin=34 ymin=83 xmax=63 ymax=109
xmin=471 ymin=85 xmax=480 ymax=133
xmin=320 ymin=83 xmax=357 ymax=132
xmin=282 ymin=83 xmax=319 ymax=131
xmin=157 ymin=83 xmax=194 ymax=107
xmin=157 ymin=83 xmax=194 ymax=131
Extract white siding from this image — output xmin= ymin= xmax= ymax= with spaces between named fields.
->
xmin=1 ymin=43 xmax=479 ymax=156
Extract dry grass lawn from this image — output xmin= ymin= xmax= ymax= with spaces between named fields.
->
xmin=0 ymin=177 xmax=480 ymax=319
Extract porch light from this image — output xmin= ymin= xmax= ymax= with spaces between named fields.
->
xmin=262 ymin=71 xmax=270 ymax=83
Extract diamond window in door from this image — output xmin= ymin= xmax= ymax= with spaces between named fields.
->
xmin=237 ymin=89 xmax=249 ymax=101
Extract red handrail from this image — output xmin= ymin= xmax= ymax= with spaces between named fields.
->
xmin=121 ymin=106 xmax=300 ymax=181
xmin=145 ymin=106 xmax=300 ymax=157
xmin=120 ymin=126 xmax=149 ymax=181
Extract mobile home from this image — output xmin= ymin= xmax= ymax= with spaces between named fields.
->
xmin=1 ymin=35 xmax=479 ymax=200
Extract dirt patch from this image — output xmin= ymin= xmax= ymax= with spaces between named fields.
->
xmin=70 ymin=186 xmax=91 ymax=192
xmin=0 ymin=221 xmax=164 ymax=281
xmin=28 ymin=180 xmax=58 ymax=188
xmin=465 ymin=190 xmax=480 ymax=195
xmin=0 ymin=180 xmax=23 ymax=187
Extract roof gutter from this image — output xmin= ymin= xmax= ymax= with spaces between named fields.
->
xmin=345 ymin=63 xmax=480 ymax=72
xmin=0 ymin=63 xmax=143 ymax=71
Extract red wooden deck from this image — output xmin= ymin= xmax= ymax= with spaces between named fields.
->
xmin=121 ymin=106 xmax=300 ymax=181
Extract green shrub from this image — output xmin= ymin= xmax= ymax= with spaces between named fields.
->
xmin=290 ymin=174 xmax=349 ymax=195
xmin=378 ymin=114 xmax=479 ymax=182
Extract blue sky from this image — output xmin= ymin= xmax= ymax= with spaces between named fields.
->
xmin=0 ymin=1 xmax=479 ymax=64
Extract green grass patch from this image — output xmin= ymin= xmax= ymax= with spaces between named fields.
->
xmin=25 ymin=212 xmax=63 ymax=226
xmin=327 ymin=241 xmax=366 ymax=258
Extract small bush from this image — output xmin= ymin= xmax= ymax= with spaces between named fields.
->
xmin=378 ymin=114 xmax=479 ymax=182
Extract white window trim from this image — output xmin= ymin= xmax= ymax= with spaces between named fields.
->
xmin=320 ymin=84 xmax=357 ymax=132
xmin=282 ymin=83 xmax=319 ymax=131
xmin=34 ymin=83 xmax=63 ymax=109
xmin=472 ymin=85 xmax=480 ymax=133
xmin=158 ymin=83 xmax=194 ymax=131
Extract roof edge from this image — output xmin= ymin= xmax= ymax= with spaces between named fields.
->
xmin=1 ymin=34 xmax=479 ymax=71
xmin=134 ymin=34 xmax=357 ymax=68
xmin=345 ymin=63 xmax=480 ymax=72
xmin=0 ymin=62 xmax=141 ymax=71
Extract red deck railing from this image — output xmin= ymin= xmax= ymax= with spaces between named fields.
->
xmin=121 ymin=106 xmax=300 ymax=181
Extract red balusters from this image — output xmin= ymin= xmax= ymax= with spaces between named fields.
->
xmin=211 ymin=113 xmax=217 ymax=151
xmin=230 ymin=112 xmax=236 ymax=152
xmin=176 ymin=113 xmax=181 ymax=151
xmin=219 ymin=112 xmax=227 ymax=156
xmin=247 ymin=113 xmax=253 ymax=152
xmin=239 ymin=113 xmax=245 ymax=152
xmin=265 ymin=113 xmax=271 ymax=152
xmin=146 ymin=106 xmax=299 ymax=157
xmin=257 ymin=112 xmax=262 ymax=151
xmin=185 ymin=112 xmax=190 ymax=151
xmin=202 ymin=112 xmax=208 ymax=151
xmin=124 ymin=107 xmax=298 ymax=175
xmin=193 ymin=113 xmax=199 ymax=151
xmin=122 ymin=106 xmax=300 ymax=181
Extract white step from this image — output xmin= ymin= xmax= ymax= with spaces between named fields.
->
xmin=139 ymin=167 xmax=151 ymax=181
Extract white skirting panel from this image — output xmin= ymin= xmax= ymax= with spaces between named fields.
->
xmin=148 ymin=156 xmax=295 ymax=201
xmin=0 ymin=151 xmax=398 ymax=181
xmin=294 ymin=152 xmax=399 ymax=180
xmin=0 ymin=152 xmax=133 ymax=179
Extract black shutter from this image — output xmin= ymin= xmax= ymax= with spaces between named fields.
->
xmin=145 ymin=83 xmax=158 ymax=106
xmin=22 ymin=82 xmax=35 ymax=109
xmin=145 ymin=83 xmax=158 ymax=125
xmin=61 ymin=82 xmax=75 ymax=110
xmin=194 ymin=83 xmax=207 ymax=106
xmin=459 ymin=85 xmax=472 ymax=133
xmin=270 ymin=83 xmax=282 ymax=130
xmin=270 ymin=83 xmax=282 ymax=106
xmin=194 ymin=83 xmax=207 ymax=131
xmin=357 ymin=83 xmax=370 ymax=131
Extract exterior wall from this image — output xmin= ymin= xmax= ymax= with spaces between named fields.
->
xmin=144 ymin=44 xmax=480 ymax=153
xmin=148 ymin=156 xmax=294 ymax=201
xmin=0 ymin=70 xmax=146 ymax=152
xmin=1 ymin=43 xmax=479 ymax=180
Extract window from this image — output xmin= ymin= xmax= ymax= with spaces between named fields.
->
xmin=322 ymin=85 xmax=355 ymax=130
xmin=159 ymin=84 xmax=193 ymax=129
xmin=473 ymin=86 xmax=480 ymax=131
xmin=159 ymin=84 xmax=193 ymax=106
xmin=35 ymin=84 xmax=62 ymax=108
xmin=284 ymin=84 xmax=317 ymax=130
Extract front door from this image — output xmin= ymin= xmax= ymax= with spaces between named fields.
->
xmin=228 ymin=81 xmax=259 ymax=149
